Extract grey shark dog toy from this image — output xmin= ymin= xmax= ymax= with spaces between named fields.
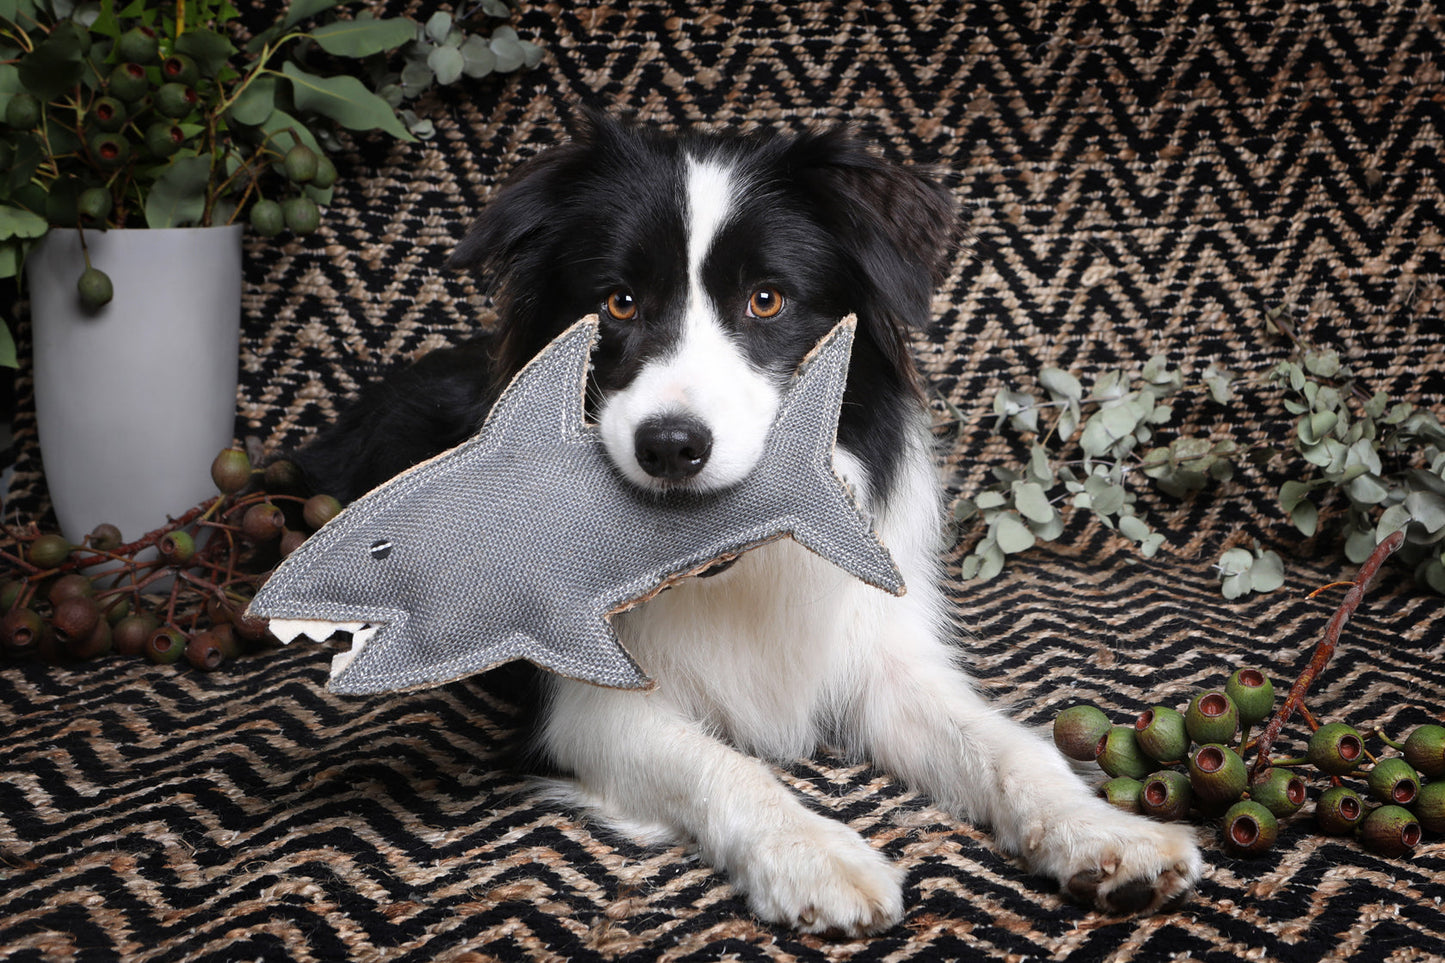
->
xmin=249 ymin=315 xmax=904 ymax=695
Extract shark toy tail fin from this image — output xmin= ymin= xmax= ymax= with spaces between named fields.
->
xmin=768 ymin=316 xmax=907 ymax=596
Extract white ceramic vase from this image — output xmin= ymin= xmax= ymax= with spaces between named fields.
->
xmin=28 ymin=225 xmax=243 ymax=544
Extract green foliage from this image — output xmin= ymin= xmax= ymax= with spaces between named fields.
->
xmin=0 ymin=0 xmax=541 ymax=364
xmin=953 ymin=315 xmax=1445 ymax=598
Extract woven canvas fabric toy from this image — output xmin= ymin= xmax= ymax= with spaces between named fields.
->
xmin=250 ymin=315 xmax=904 ymax=695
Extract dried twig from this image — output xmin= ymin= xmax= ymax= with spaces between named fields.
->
xmin=1250 ymin=529 xmax=1407 ymax=778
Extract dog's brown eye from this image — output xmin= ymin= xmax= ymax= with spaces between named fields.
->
xmin=747 ymin=287 xmax=784 ymax=320
xmin=605 ymin=290 xmax=638 ymax=322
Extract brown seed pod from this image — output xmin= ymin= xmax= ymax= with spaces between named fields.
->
xmin=242 ymin=503 xmax=286 ymax=542
xmin=52 ymin=596 xmax=101 ymax=643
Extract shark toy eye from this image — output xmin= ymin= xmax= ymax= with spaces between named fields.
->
xmin=370 ymin=539 xmax=393 ymax=560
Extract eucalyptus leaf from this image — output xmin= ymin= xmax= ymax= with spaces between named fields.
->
xmin=1084 ymin=474 xmax=1126 ymax=516
xmin=1290 ymin=499 xmax=1318 ymax=537
xmin=974 ymin=490 xmax=1006 ymax=510
xmin=976 ymin=542 xmax=1005 ymax=582
xmin=1218 ymin=548 xmax=1254 ymax=576
xmin=1345 ymin=527 xmax=1377 ymax=564
xmin=1140 ymin=532 xmax=1165 ymax=557
xmin=174 ymin=29 xmax=236 ymax=76
xmin=1039 ymin=366 xmax=1082 ymax=402
xmin=1012 ymin=481 xmax=1054 ymax=524
xmin=1405 ymin=490 xmax=1445 ymax=533
xmin=1344 ymin=473 xmax=1388 ymax=506
xmin=490 ymin=34 xmax=525 ymax=72
xmin=228 ymin=74 xmax=277 ymax=126
xmin=482 ymin=0 xmax=511 ymax=15
xmin=18 ymin=21 xmax=86 ymax=102
xmin=1250 ymin=551 xmax=1285 ymax=593
xmin=1377 ymin=503 xmax=1413 ymax=541
xmin=995 ymin=514 xmax=1036 ymax=555
xmin=519 ymin=40 xmax=543 ymax=68
xmin=460 ymin=34 xmax=497 ymax=77
xmin=401 ymin=60 xmax=433 ymax=91
xmin=425 ymin=11 xmax=452 ymax=43
xmin=0 ymin=320 xmax=15 ymax=368
xmin=282 ymin=62 xmax=414 ymax=140
xmin=426 ymin=43 xmax=464 ymax=85
xmin=258 ymin=106 xmax=324 ymax=157
xmin=281 ymin=0 xmax=343 ymax=31
xmin=0 ymin=204 xmax=49 ymax=240
xmin=1220 ymin=572 xmax=1250 ymax=600
xmin=309 ymin=17 xmax=416 ymax=57
xmin=144 ymin=154 xmax=211 ymax=228
xmin=1118 ymin=514 xmax=1150 ymax=542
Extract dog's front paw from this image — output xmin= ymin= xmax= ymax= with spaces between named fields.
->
xmin=1027 ymin=804 xmax=1203 ymax=914
xmin=732 ymin=814 xmax=904 ymax=936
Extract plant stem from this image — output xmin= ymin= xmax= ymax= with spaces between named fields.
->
xmin=1250 ymin=529 xmax=1406 ymax=779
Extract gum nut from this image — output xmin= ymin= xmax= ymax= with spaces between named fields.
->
xmin=279 ymin=529 xmax=307 ymax=557
xmin=1315 ymin=785 xmax=1366 ymax=835
xmin=102 ymin=595 xmax=130 ymax=624
xmin=1096 ymin=726 xmax=1152 ymax=779
xmin=1140 ymin=769 xmax=1193 ymax=821
xmin=210 ymin=622 xmax=240 ymax=658
xmin=303 ymin=493 xmax=342 ymax=530
xmin=161 ymin=53 xmax=199 ymax=86
xmin=249 ymin=199 xmax=284 ymax=237
xmin=90 ymin=96 xmax=127 ymax=132
xmin=113 ymin=614 xmax=160 ymax=657
xmin=1186 ymin=690 xmax=1239 ymax=746
xmin=68 ymin=618 xmax=112 ymax=660
xmin=282 ymin=195 xmax=321 ymax=234
xmin=115 ymin=25 xmax=159 ymax=64
xmin=211 ymin=447 xmax=252 ymax=494
xmin=1249 ymin=767 xmax=1308 ymax=818
xmin=158 ymin=530 xmax=196 ymax=564
xmin=1413 ymin=781 xmax=1445 ymax=834
xmin=48 ymin=573 xmax=96 ymax=604
xmin=1307 ymin=722 xmax=1365 ymax=775
xmin=204 ymin=595 xmax=232 ymax=625
xmin=145 ymin=627 xmax=187 ymax=665
xmin=88 ymin=132 xmax=131 ymax=170
xmin=145 ymin=121 xmax=186 ymax=158
xmin=1222 ymin=799 xmax=1279 ymax=856
xmin=1225 ymin=667 xmax=1275 ymax=726
xmin=184 ymin=631 xmax=225 ymax=671
xmin=1358 ymin=805 xmax=1422 ymax=858
xmin=1099 ymin=776 xmax=1143 ymax=813
xmin=29 ymin=533 xmax=73 ymax=568
xmin=1054 ymin=704 xmax=1111 ymax=761
xmin=283 ymin=144 xmax=318 ymax=183
xmin=311 ymin=154 xmax=338 ymax=189
xmin=1135 ymin=705 xmax=1189 ymax=762
xmin=0 ymin=580 xmax=20 ymax=610
xmin=242 ymin=502 xmax=286 ymax=542
xmin=1402 ymin=724 xmax=1445 ymax=779
xmin=154 ymin=82 xmax=198 ymax=119
xmin=78 ymin=266 xmax=114 ymax=309
xmin=51 ymin=596 xmax=101 ymax=643
xmin=1189 ymin=744 xmax=1248 ymax=804
xmin=1366 ymin=757 xmax=1420 ymax=806
xmin=263 ymin=459 xmax=304 ymax=491
xmin=107 ymin=62 xmax=149 ymax=103
xmin=0 ymin=608 xmax=44 ymax=656
xmin=88 ymin=522 xmax=123 ymax=551
xmin=77 ymin=186 xmax=113 ymax=225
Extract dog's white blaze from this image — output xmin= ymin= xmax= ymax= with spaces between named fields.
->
xmin=598 ymin=153 xmax=781 ymax=491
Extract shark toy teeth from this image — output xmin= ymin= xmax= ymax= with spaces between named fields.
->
xmin=248 ymin=314 xmax=903 ymax=696
xmin=268 ymin=619 xmax=378 ymax=677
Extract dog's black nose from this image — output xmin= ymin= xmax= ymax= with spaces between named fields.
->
xmin=634 ymin=416 xmax=713 ymax=481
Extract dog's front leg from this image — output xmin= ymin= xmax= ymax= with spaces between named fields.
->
xmin=542 ymin=680 xmax=904 ymax=935
xmin=843 ymin=606 xmax=1204 ymax=914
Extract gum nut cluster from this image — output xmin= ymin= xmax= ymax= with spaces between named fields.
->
xmin=1 ymin=448 xmax=345 ymax=673
xmin=1052 ymin=668 xmax=1443 ymax=858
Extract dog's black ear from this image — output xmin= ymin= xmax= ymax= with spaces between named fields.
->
xmin=446 ymin=129 xmax=594 ymax=277
xmin=784 ymin=129 xmax=958 ymax=369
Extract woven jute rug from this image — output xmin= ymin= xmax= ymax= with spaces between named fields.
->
xmin=4 ymin=1 xmax=1444 ymax=959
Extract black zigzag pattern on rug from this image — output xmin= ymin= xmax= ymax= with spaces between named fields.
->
xmin=3 ymin=1 xmax=1444 ymax=960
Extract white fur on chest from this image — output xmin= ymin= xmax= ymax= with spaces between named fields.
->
xmin=602 ymin=427 xmax=947 ymax=760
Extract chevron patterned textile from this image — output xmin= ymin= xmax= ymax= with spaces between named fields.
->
xmin=3 ymin=1 xmax=1444 ymax=959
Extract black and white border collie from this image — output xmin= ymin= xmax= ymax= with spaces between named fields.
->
xmin=297 ymin=112 xmax=1202 ymax=934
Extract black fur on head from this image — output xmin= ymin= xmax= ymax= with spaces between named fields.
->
xmin=296 ymin=111 xmax=958 ymax=505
